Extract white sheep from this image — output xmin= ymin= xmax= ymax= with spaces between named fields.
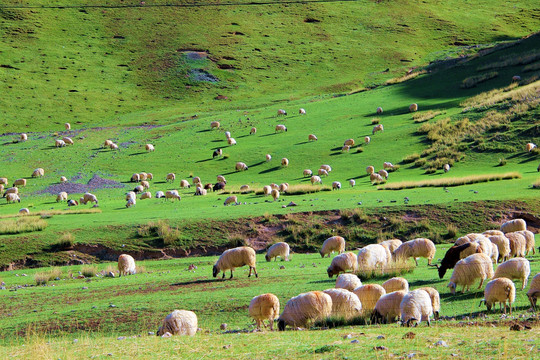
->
xmin=366 ymin=165 xmax=375 ymax=175
xmin=357 ymin=244 xmax=389 ymax=273
xmin=262 ymin=186 xmax=272 ymax=196
xmin=62 ymin=137 xmax=74 ymax=145
xmin=20 ymin=133 xmax=27 ymax=141
xmin=332 ymin=181 xmax=341 ymax=190
xmin=353 ymin=284 xmax=386 ymax=313
xmin=506 ymin=232 xmax=527 ymax=257
xmin=133 ymin=185 xmax=144 ymax=193
xmin=217 ymin=175 xmax=226 ymax=183
xmin=67 ymin=199 xmax=78 ymax=206
xmin=494 ymin=258 xmax=530 ymax=290
xmin=0 ymin=178 xmax=7 ymax=185
xmin=60 ymin=176 xmax=67 ymax=182
xmin=364 ymin=136 xmax=371 ymax=144
xmin=56 ymin=192 xmax=68 ymax=202
xmin=370 ymin=173 xmax=384 ymax=184
xmin=409 ymin=103 xmax=418 ymax=112
xmin=483 ymin=230 xmax=505 ymax=237
xmin=266 ymin=154 xmax=272 ymax=162
xmin=322 ymin=288 xmax=362 ymax=319
xmin=166 ymin=173 xmax=176 ymax=182
xmin=279 ymin=183 xmax=288 ymax=192
xmin=65 ymin=122 xmax=71 ymax=130
xmin=224 ymin=195 xmax=238 ymax=206
xmin=275 ymin=124 xmax=287 ymax=133
xmin=236 ymin=162 xmax=248 ymax=171
xmin=343 ymin=139 xmax=355 ymax=147
xmin=308 ymin=134 xmax=317 ymax=141
xmin=527 ymin=273 xmax=540 ymax=310
xmin=372 ymin=290 xmax=407 ymax=324
xmin=393 ymin=238 xmax=436 ymax=266
xmin=488 ymin=235 xmax=511 ymax=262
xmin=448 ymin=253 xmax=494 ymax=294
xmin=500 ymin=219 xmax=526 ymax=233
xmin=372 ymin=124 xmax=384 ymax=134
xmin=225 ymin=131 xmax=231 ymax=139
xmin=19 ymin=208 xmax=29 ymax=215
xmin=327 ymin=252 xmax=358 ymax=278
xmin=194 ymin=187 xmax=207 ymax=196
xmin=155 ymin=191 xmax=165 ymax=198
xmin=212 ymin=246 xmax=257 ymax=279
xmin=310 ymin=175 xmax=322 ymax=185
xmin=335 ymin=273 xmax=361 ymax=291
xmin=382 ymin=277 xmax=409 ymax=293
xmin=5 ymin=187 xmax=18 ymax=195
xmin=376 ymin=107 xmax=383 ymax=114
xmin=277 ymin=109 xmax=287 ymax=116
xmin=192 ymin=176 xmax=201 ymax=185
xmin=318 ymin=168 xmax=329 ymax=177
xmin=140 ymin=180 xmax=150 ymax=190
xmin=179 ymin=179 xmax=190 ymax=188
xmin=126 ymin=191 xmax=136 ymax=201
xmin=281 ymin=158 xmax=289 ymax=167
xmin=265 ymin=242 xmax=290 ymax=262
xmin=416 ymin=287 xmax=441 ymax=320
xmin=118 ymin=254 xmax=136 ymax=276
xmin=342 ymin=145 xmax=350 ymax=152
xmin=109 ymin=143 xmax=118 ymax=150
xmin=32 ymin=168 xmax=44 ymax=178
xmin=80 ymin=193 xmax=98 ymax=205
xmin=240 ymin=185 xmax=250 ymax=193
xmin=126 ymin=198 xmax=136 ymax=208
xmin=380 ymin=239 xmax=403 ymax=254
xmin=400 ymin=289 xmax=432 ymax=327
xmin=249 ymin=294 xmax=280 ymax=331
xmin=383 ymin=162 xmax=394 ymax=170
xmin=378 ymin=169 xmax=388 ymax=179
xmin=228 ymin=137 xmax=237 ymax=146
xmin=165 ymin=190 xmax=181 ymax=201
xmin=515 ymin=230 xmax=536 ymax=255
xmin=481 ymin=278 xmax=516 ymax=314
xmin=320 ymin=236 xmax=345 ymax=258
xmin=526 ymin=142 xmax=537 ymax=152
xmin=302 ymin=169 xmax=312 ymax=177
xmin=210 ymin=121 xmax=220 ymax=129
xmin=348 ymin=179 xmax=355 ymax=187
xmin=250 ymin=127 xmax=257 ymax=135
xmin=103 ymin=140 xmax=113 ymax=148
xmin=140 ymin=192 xmax=152 ymax=200
xmin=277 ymin=291 xmax=332 ymax=330
xmin=157 ymin=310 xmax=198 ymax=336
xmin=443 ymin=164 xmax=450 ymax=173
xmin=6 ymin=193 xmax=20 ymax=203
xmin=299 ymin=108 xmax=306 ymax=115
xmin=490 ymin=242 xmax=499 ymax=264
xmin=320 ymin=165 xmax=332 ymax=172
xmin=55 ymin=139 xmax=66 ymax=147
xmin=145 ymin=144 xmax=154 ymax=152
xmin=271 ymin=189 xmax=280 ymax=201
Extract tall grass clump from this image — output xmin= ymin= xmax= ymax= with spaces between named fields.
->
xmin=340 ymin=208 xmax=369 ymax=224
xmin=379 ymin=172 xmax=521 ymax=190
xmin=385 ymin=70 xmax=426 ymax=85
xmin=477 ymin=49 xmax=540 ymax=71
xmin=533 ymin=179 xmax=540 ymax=189
xmin=0 ymin=216 xmax=48 ymax=235
xmin=402 ymin=153 xmax=420 ymax=164
xmin=461 ymin=71 xmax=498 ymax=88
xmin=34 ymin=267 xmax=63 ymax=285
xmin=81 ymin=265 xmax=98 ymax=277
xmin=413 ymin=110 xmax=442 ymax=123
xmin=137 ymin=220 xmax=183 ymax=246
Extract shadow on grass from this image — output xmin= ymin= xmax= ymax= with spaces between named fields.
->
xmin=259 ymin=166 xmax=281 ymax=174
xmin=294 ymin=141 xmax=308 ymax=145
xmin=249 ymin=161 xmax=265 ymax=168
xmin=171 ymin=278 xmax=220 ymax=286
xmin=129 ymin=152 xmax=146 ymax=156
xmin=195 ymin=158 xmax=213 ymax=163
xmin=308 ymin=279 xmax=334 ymax=284
xmin=197 ymin=129 xmax=212 ymax=133
xmin=260 ymin=133 xmax=278 ymax=137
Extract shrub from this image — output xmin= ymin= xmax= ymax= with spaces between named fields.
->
xmin=0 ymin=216 xmax=48 ymax=235
xmin=424 ymin=167 xmax=437 ymax=174
xmin=498 ymin=158 xmax=507 ymax=166
xmin=34 ymin=272 xmax=50 ymax=286
xmin=461 ymin=71 xmax=498 ymax=89
xmin=402 ymin=153 xmax=420 ymax=164
xmin=356 ymin=147 xmax=364 ymax=153
xmin=445 ymin=224 xmax=458 ymax=240
xmin=81 ymin=265 xmax=98 ymax=277
xmin=379 ymin=172 xmax=521 ymax=190
xmin=50 ymin=233 xmax=74 ymax=251
xmin=371 ymin=118 xmax=380 ymax=125
xmin=533 ymin=179 xmax=540 ymax=189
xmin=226 ymin=234 xmax=246 ymax=248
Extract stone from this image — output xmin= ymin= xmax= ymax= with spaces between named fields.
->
xmin=117 ymin=336 xmax=126 ymax=340
xmin=374 ymin=346 xmax=388 ymax=351
xmin=220 ymin=323 xmax=227 ymax=330
xmin=350 ymin=340 xmax=359 ymax=344
xmin=377 ymin=335 xmax=386 ymax=340
xmin=435 ymin=340 xmax=448 ymax=347
xmin=161 ymin=332 xmax=172 ymax=338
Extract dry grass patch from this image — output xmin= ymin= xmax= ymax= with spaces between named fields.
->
xmin=461 ymin=71 xmax=498 ymax=88
xmin=81 ymin=265 xmax=98 ymax=278
xmin=412 ymin=110 xmax=442 ymax=123
xmin=533 ymin=179 xmax=540 ymax=189
xmin=385 ymin=70 xmax=427 ymax=85
xmin=255 ymin=184 xmax=330 ymax=196
xmin=461 ymin=80 xmax=540 ymax=109
xmin=34 ymin=267 xmax=63 ymax=285
xmin=477 ymin=49 xmax=540 ymax=71
xmin=378 ymin=172 xmax=521 ymax=190
xmin=0 ymin=208 xmax=101 ymax=220
xmin=0 ymin=216 xmax=48 ymax=234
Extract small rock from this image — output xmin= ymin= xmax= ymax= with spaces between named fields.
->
xmin=148 ymin=331 xmax=155 ymax=336
xmin=279 ymin=265 xmax=285 ymax=270
xmin=223 ymin=344 xmax=231 ymax=349
xmin=117 ymin=336 xmax=126 ymax=340
xmin=107 ymin=272 xmax=115 ymax=278
xmin=109 ymin=304 xmax=116 ymax=308
xmin=377 ymin=335 xmax=385 ymax=340
xmin=107 ymin=353 xmax=113 ymax=356
xmin=73 ymin=339 xmax=78 ymax=343
xmin=407 ymin=353 xmax=416 ymax=358
xmin=282 ymin=205 xmax=286 ymax=208
xmin=220 ymin=323 xmax=228 ymax=330
xmin=21 ymin=274 xmax=27 ymax=277
xmin=287 ymin=201 xmax=297 ymax=207
xmin=161 ymin=332 xmax=172 ymax=338
xmin=358 ymin=202 xmax=362 ymax=205
xmin=350 ymin=340 xmax=359 ymax=344
xmin=374 ymin=346 xmax=388 ymax=351
xmin=343 ymin=334 xmax=352 ymax=339
xmin=451 ymin=354 xmax=458 ymax=357
xmin=435 ymin=340 xmax=448 ymax=347
xmin=82 ymin=287 xmax=88 ymax=290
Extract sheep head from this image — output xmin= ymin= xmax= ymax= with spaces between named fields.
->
xmin=277 ymin=319 xmax=286 ymax=331
xmin=212 ymin=265 xmax=219 ymax=278
xmin=447 ymin=282 xmax=456 ymax=295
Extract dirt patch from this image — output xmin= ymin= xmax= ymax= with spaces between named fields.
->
xmin=190 ymin=69 xmax=219 ymax=82
xmin=35 ymin=174 xmax=126 ymax=196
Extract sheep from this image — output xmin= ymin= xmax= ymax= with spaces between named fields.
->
xmin=372 ymin=124 xmax=384 ymax=134
xmin=62 ymin=137 xmax=74 ymax=145
xmin=275 ymin=124 xmax=287 ymax=133
xmin=240 ymin=185 xmax=250 ymax=193
xmin=80 ymin=193 xmax=98 ymax=205
xmin=133 ymin=185 xmax=144 ymax=193
xmin=382 ymin=277 xmax=409 ymax=293
xmin=279 ymin=183 xmax=289 ymax=192
xmin=353 ymin=284 xmax=386 ymax=313
xmin=55 ymin=139 xmax=66 ymax=148
xmin=443 ymin=164 xmax=450 ymax=173
xmin=376 ymin=107 xmax=383 ymax=114
xmin=308 ymin=134 xmax=317 ymax=141
xmin=366 ymin=165 xmax=375 ymax=175
xmin=515 ymin=230 xmax=536 ymax=255
xmin=140 ymin=180 xmax=150 ymax=190
xmin=270 ymin=183 xmax=279 ymax=191
xmin=4 ymin=187 xmax=18 ymax=196
xmin=228 ymin=137 xmax=236 ymax=146
xmin=277 ymin=291 xmax=332 ymax=330
xmin=212 ymin=246 xmax=257 ymax=279
xmin=494 ymin=258 xmax=530 ymax=290
xmin=250 ymin=127 xmax=257 ymax=135
xmin=527 ymin=273 xmax=540 ymax=310
xmin=349 ymin=179 xmax=355 ymax=187
xmin=327 ymin=252 xmax=358 ymax=278
xmin=371 ymin=290 xmax=407 ymax=324
xmin=488 ymin=235 xmax=511 ymax=262
xmin=0 ymin=184 xmax=3 ymax=195
xmin=13 ymin=179 xmax=26 ymax=187
xmin=380 ymin=239 xmax=402 ymax=254
xmin=500 ymin=218 xmax=526 ymax=233
xmin=204 ymin=183 xmax=213 ymax=191
xmin=140 ymin=192 xmax=152 ymax=200
xmin=281 ymin=158 xmax=289 ymax=167
xmin=271 ymin=189 xmax=280 ymax=201
xmin=335 ymin=273 xmax=362 ymax=291
xmin=224 ymin=195 xmax=238 ymax=206
xmin=299 ymin=108 xmax=306 ymax=115
xmin=447 ymin=253 xmax=494 ymax=294
xmin=383 ymin=162 xmax=394 ymax=170
xmin=179 ymin=179 xmax=190 ymax=189
xmin=437 ymin=242 xmax=481 ymax=279
xmin=262 ymin=185 xmax=272 ymax=196
xmin=320 ymin=236 xmax=345 ymax=258
xmin=249 ymin=294 xmax=280 ymax=331
xmin=481 ymin=278 xmax=516 ymax=314
xmin=364 ymin=136 xmax=371 ymax=144
xmin=6 ymin=193 xmax=20 ymax=203
xmin=310 ymin=175 xmax=322 ymax=185
xmin=210 ymin=121 xmax=220 ymax=129
xmin=370 ymin=173 xmax=384 ymax=184
xmin=165 ymin=190 xmax=181 ymax=201
xmin=266 ymin=154 xmax=272 ymax=162
xmin=195 ymin=187 xmax=207 ymax=196
xmin=0 ymin=178 xmax=7 ymax=185
xmin=512 ymin=75 xmax=521 ymax=81
xmin=318 ymin=168 xmax=329 ymax=177
xmin=507 ymin=232 xmax=527 ymax=257
xmin=225 ymin=131 xmax=231 ymax=139
xmin=155 ymin=191 xmax=165 ymax=198
xmin=156 ymin=310 xmax=198 ymax=336
xmin=236 ymin=162 xmax=248 ymax=171
xmin=409 ymin=103 xmax=419 ymax=112
xmin=56 ymin=192 xmax=68 ymax=202
xmin=126 ymin=191 xmax=136 ymax=201
xmin=490 ymin=242 xmax=499 ymax=264
xmin=64 ymin=122 xmax=71 ymax=130
xmin=417 ymin=287 xmax=441 ymax=320
xmin=145 ymin=144 xmax=155 ymax=152
xmin=67 ymin=199 xmax=78 ymax=206
xmin=342 ymin=145 xmax=350 ymax=152
xmin=19 ymin=208 xmax=29 ymax=215
xmin=331 ymin=181 xmax=341 ymax=190
xmin=357 ymin=244 xmax=389 ymax=273
xmin=483 ymin=229 xmax=504 ymax=236
xmin=526 ymin=142 xmax=537 ymax=152
xmin=139 ymin=172 xmax=148 ymax=181
xmin=147 ymin=172 xmax=154 ymax=180
xmin=126 ymin=197 xmax=136 ymax=208
xmin=322 ymin=288 xmax=362 ymax=319
xmin=400 ymin=289 xmax=432 ymax=327
xmin=393 ymin=238 xmax=436 ymax=266
xmin=213 ymin=148 xmax=223 ymax=158
xmin=303 ymin=169 xmax=312 ymax=177
xmin=378 ymin=169 xmax=389 ymax=179
xmin=118 ymin=254 xmax=136 ymax=276
xmin=277 ymin=109 xmax=287 ymax=116
xmin=103 ymin=139 xmax=113 ymax=148
xmin=265 ymin=242 xmax=290 ymax=262
xmin=344 ymin=138 xmax=355 ymax=147
xmin=32 ymin=168 xmax=44 ymax=178
xmin=109 ymin=143 xmax=118 ymax=150
xmin=320 ymin=164 xmax=332 ymax=172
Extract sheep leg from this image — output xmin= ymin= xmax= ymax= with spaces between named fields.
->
xmin=229 ymin=270 xmax=234 ymax=279
xmin=269 ymin=319 xmax=274 ymax=331
xmin=414 ymin=258 xmax=418 ymax=266
xmin=222 ymin=272 xmax=225 ymax=279
xmin=248 ymin=267 xmax=252 ymax=277
xmin=253 ymin=267 xmax=258 ymax=278
xmin=478 ymin=279 xmax=484 ymax=289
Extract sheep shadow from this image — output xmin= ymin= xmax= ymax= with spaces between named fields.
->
xmin=294 ymin=141 xmax=308 ymax=145
xmin=197 ymin=129 xmax=212 ymax=133
xmin=519 ymin=155 xmax=539 ymax=164
xmin=154 ymin=181 xmax=167 ymax=184
xmin=211 ymin=140 xmax=222 ymax=143
xmin=171 ymin=279 xmax=219 ymax=286
xmin=128 ymin=152 xmax=146 ymax=156
xmin=308 ymin=279 xmax=335 ymax=284
xmin=260 ymin=133 xmax=278 ymax=137
xmin=440 ymin=290 xmax=483 ymax=301
xmin=329 ymin=152 xmax=343 ymax=156
xmin=249 ymin=161 xmax=265 ymax=168
xmin=42 ymin=146 xmax=58 ymax=151
xmin=408 ymin=279 xmax=444 ymax=287
xmin=237 ymin=134 xmax=250 ymax=139
xmin=195 ymin=158 xmax=213 ymax=163
xmin=258 ymin=166 xmax=281 ymax=174
xmin=330 ymin=146 xmax=341 ymax=151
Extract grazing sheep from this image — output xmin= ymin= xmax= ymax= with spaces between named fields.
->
xmin=224 ymin=195 xmax=238 ymax=206
xmin=323 ymin=288 xmax=362 ymax=319
xmin=277 ymin=291 xmax=332 ymax=330
xmin=250 ymin=127 xmax=257 ymax=135
xmin=320 ymin=164 xmax=332 ymax=172
xmin=303 ymin=169 xmax=312 ymax=177
xmin=281 ymin=158 xmax=289 ymax=167
xmin=481 ymin=278 xmax=516 ymax=314
xmin=179 ymin=179 xmax=190 ymax=188
xmin=370 ymin=173 xmax=384 ymax=184
xmin=279 ymin=183 xmax=289 ymax=192
xmin=308 ymin=134 xmax=317 ymax=141
xmin=443 ymin=164 xmax=450 ymax=173
xmin=6 ymin=193 xmax=20 ymax=203
xmin=275 ymin=124 xmax=287 ymax=133
xmin=380 ymin=239 xmax=402 ymax=254
xmin=318 ymin=168 xmax=329 ymax=177
xmin=0 ymin=178 xmax=7 ymax=185
xmin=213 ymin=148 xmax=223 ymax=158
xmin=139 ymin=172 xmax=148 ymax=181
xmin=393 ymin=238 xmax=436 ymax=266
xmin=165 ymin=190 xmax=181 ymax=201
xmin=192 ymin=176 xmax=201 ymax=185
xmin=383 ymin=162 xmax=394 ymax=170
xmin=353 ymin=284 xmax=386 ymax=313
xmin=0 ymin=184 xmax=3 ymax=195
xmin=310 ymin=175 xmax=322 ymax=185
xmin=400 ymin=289 xmax=432 ymax=327
xmin=195 ymin=187 xmax=207 ymax=196
xmin=262 ymin=185 xmax=272 ymax=196
xmin=266 ymin=154 xmax=272 ymax=162
xmin=20 ymin=133 xmax=27 ymax=141
xmin=212 ymin=246 xmax=257 ymax=279
xmin=228 ymin=137 xmax=237 ymax=146
xmin=32 ymin=168 xmax=45 ymax=178
xmin=4 ymin=187 xmax=18 ymax=196
xmin=357 ymin=244 xmax=389 ymax=273
xmin=62 ymin=137 xmax=74 ymax=145
xmin=526 ymin=143 xmax=537 ymax=152
xmin=13 ymin=179 xmax=26 ymax=187
xmin=164 ymin=173 xmax=175 ymax=183
xmin=366 ymin=166 xmax=375 ymax=175
xmin=126 ymin=198 xmax=136 ymax=208
xmin=364 ymin=136 xmax=371 ymax=144
xmin=500 ymin=219 xmax=526 ymax=233
xmin=126 ymin=191 xmax=136 ymax=201
xmin=210 ymin=121 xmax=220 ymax=129
xmin=80 ymin=193 xmax=98 ymax=205
xmin=214 ymin=182 xmax=226 ymax=192
xmin=320 ymin=236 xmax=346 ymax=258
xmin=382 ymin=277 xmax=409 ymax=293
xmin=240 ymin=185 xmax=250 ymax=193
xmin=527 ymin=273 xmax=540 ymax=310
xmin=409 ymin=103 xmax=418 ymax=112
xmin=488 ymin=235 xmax=511 ymax=262
xmin=67 ymin=199 xmax=78 ymax=206
xmin=344 ymin=138 xmax=355 ymax=147
xmin=271 ymin=189 xmax=280 ymax=201
xmin=376 ymin=107 xmax=383 ymax=114
xmin=133 ymin=185 xmax=144 ymax=193
xmin=349 ymin=179 xmax=355 ymax=187
xmin=507 ymin=232 xmax=527 ymax=257
xmin=327 ymin=252 xmax=358 ymax=278
xmin=372 ymin=124 xmax=384 ymax=134
xmin=490 ymin=242 xmax=499 ymax=263
xmin=335 ymin=273 xmax=362 ymax=291
xmin=140 ymin=192 xmax=152 ymax=200
xmin=277 ymin=109 xmax=287 ymax=116
xmin=204 ymin=183 xmax=212 ymax=191
xmin=512 ymin=75 xmax=521 ymax=81
xmin=332 ymin=181 xmax=341 ymax=190
xmin=56 ymin=192 xmax=68 ymax=202
xmin=130 ymin=173 xmax=140 ymax=183
xmin=157 ymin=310 xmax=198 ymax=336
xmin=265 ymin=242 xmax=290 ymax=262
xmin=378 ymin=169 xmax=389 ymax=179
xmin=103 ymin=140 xmax=113 ymax=148
xmin=494 ymin=258 xmax=530 ymax=290
xmin=236 ymin=162 xmax=248 ymax=171
xmin=145 ymin=144 xmax=155 ymax=152
xmin=225 ymin=131 xmax=231 ymax=139
xmin=483 ymin=229 xmax=504 ymax=236
xmin=447 ymin=253 xmax=494 ymax=294
xmin=140 ymin=180 xmax=150 ymax=190
xmin=155 ymin=191 xmax=165 ymax=198
xmin=19 ymin=208 xmax=29 ymax=215
xmin=437 ymin=242 xmax=481 ymax=279
xmin=515 ymin=230 xmax=536 ymax=255
xmin=299 ymin=108 xmax=306 ymax=115
xmin=65 ymin=122 xmax=71 ymax=130
xmin=342 ymin=145 xmax=350 ymax=152
xmin=118 ymin=254 xmax=136 ymax=276
xmin=371 ymin=290 xmax=407 ymax=324
xmin=55 ymin=139 xmax=66 ymax=147
xmin=249 ymin=294 xmax=280 ymax=331
xmin=417 ymin=287 xmax=441 ymax=320
xmin=109 ymin=143 xmax=118 ymax=150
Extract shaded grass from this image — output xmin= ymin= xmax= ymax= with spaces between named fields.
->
xmin=412 ymin=110 xmax=442 ymax=123
xmin=0 ymin=216 xmax=48 ymax=234
xmin=461 ymin=71 xmax=499 ymax=89
xmin=533 ymin=179 xmax=540 ymax=189
xmin=379 ymin=172 xmax=521 ymax=190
